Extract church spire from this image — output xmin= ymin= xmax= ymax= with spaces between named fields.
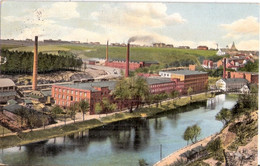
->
xmin=230 ymin=41 xmax=238 ymax=51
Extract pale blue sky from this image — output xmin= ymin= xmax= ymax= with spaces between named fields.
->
xmin=1 ymin=1 xmax=259 ymax=50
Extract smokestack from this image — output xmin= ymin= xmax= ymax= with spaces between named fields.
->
xmin=106 ymin=40 xmax=108 ymax=62
xmin=32 ymin=36 xmax=38 ymax=90
xmin=223 ymin=58 xmax=226 ymax=79
xmin=125 ymin=43 xmax=130 ymax=77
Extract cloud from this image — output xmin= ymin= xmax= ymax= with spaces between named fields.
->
xmin=221 ymin=16 xmax=259 ymax=39
xmin=91 ymin=3 xmax=186 ymax=30
xmin=236 ymin=40 xmax=259 ymax=51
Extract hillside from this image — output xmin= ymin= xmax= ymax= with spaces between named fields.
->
xmin=2 ymin=44 xmax=218 ymax=66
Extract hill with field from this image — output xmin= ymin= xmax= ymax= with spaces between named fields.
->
xmin=2 ymin=43 xmax=220 ymax=67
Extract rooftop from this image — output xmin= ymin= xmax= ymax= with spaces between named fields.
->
xmin=0 ymin=78 xmax=15 ymax=87
xmin=145 ymin=77 xmax=173 ymax=85
xmin=55 ymin=77 xmax=174 ymax=91
xmin=55 ymin=81 xmax=117 ymax=92
xmin=160 ymin=70 xmax=207 ymax=76
xmin=222 ymin=78 xmax=248 ymax=84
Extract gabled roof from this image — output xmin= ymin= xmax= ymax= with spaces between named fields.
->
xmin=160 ymin=70 xmax=207 ymax=76
xmin=222 ymin=78 xmax=248 ymax=84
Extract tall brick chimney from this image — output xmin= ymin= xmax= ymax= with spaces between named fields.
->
xmin=125 ymin=43 xmax=130 ymax=77
xmin=223 ymin=58 xmax=226 ymax=79
xmin=32 ymin=36 xmax=38 ymax=90
xmin=106 ymin=40 xmax=109 ymax=62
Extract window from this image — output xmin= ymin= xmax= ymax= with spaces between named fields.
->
xmin=70 ymin=96 xmax=73 ymax=101
xmin=71 ymin=90 xmax=74 ymax=94
xmin=67 ymin=96 xmax=69 ymax=100
xmin=63 ymin=89 xmax=65 ymax=92
xmin=76 ymin=91 xmax=78 ymax=95
xmin=63 ymin=95 xmax=66 ymax=99
xmin=80 ymin=92 xmax=82 ymax=96
xmin=76 ymin=97 xmax=78 ymax=101
xmin=67 ymin=90 xmax=70 ymax=93
xmin=85 ymin=93 xmax=87 ymax=97
xmin=59 ymin=89 xmax=61 ymax=92
xmin=59 ymin=94 xmax=61 ymax=98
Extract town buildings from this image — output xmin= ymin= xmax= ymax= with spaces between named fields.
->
xmin=169 ymin=70 xmax=208 ymax=94
xmin=159 ymin=70 xmax=208 ymax=94
xmin=0 ymin=78 xmax=16 ymax=103
xmin=224 ymin=71 xmax=258 ymax=84
xmin=202 ymin=60 xmax=215 ymax=69
xmin=197 ymin=46 xmax=208 ymax=50
xmin=216 ymin=78 xmax=249 ymax=92
xmin=51 ymin=76 xmax=186 ymax=114
xmin=105 ymin=59 xmax=159 ymax=70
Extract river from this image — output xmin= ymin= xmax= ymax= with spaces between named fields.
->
xmin=0 ymin=94 xmax=237 ymax=166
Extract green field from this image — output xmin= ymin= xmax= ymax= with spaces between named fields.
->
xmin=84 ymin=46 xmax=217 ymax=65
xmin=3 ymin=44 xmax=218 ymax=66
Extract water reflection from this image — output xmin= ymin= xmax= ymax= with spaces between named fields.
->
xmin=1 ymin=95 xmax=238 ymax=166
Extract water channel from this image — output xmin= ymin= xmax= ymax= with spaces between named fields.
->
xmin=0 ymin=94 xmax=237 ymax=166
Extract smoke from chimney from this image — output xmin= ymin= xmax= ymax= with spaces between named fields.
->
xmin=128 ymin=35 xmax=154 ymax=44
xmin=32 ymin=36 xmax=38 ymax=90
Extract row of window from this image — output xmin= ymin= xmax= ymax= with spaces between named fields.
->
xmin=150 ymin=83 xmax=173 ymax=88
xmin=55 ymin=88 xmax=88 ymax=96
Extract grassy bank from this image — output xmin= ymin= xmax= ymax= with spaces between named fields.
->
xmin=0 ymin=93 xmax=211 ymax=149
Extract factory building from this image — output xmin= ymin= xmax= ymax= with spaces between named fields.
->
xmin=224 ymin=71 xmax=258 ymax=84
xmin=0 ymin=78 xmax=16 ymax=103
xmin=52 ymin=77 xmax=180 ymax=114
xmin=161 ymin=70 xmax=208 ymax=94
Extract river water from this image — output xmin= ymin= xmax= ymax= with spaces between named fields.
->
xmin=0 ymin=94 xmax=237 ymax=166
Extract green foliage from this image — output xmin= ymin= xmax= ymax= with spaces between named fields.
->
xmin=232 ymin=93 xmax=258 ymax=117
xmin=113 ymin=76 xmax=150 ymax=112
xmin=84 ymin=46 xmax=217 ymax=66
xmin=239 ymin=61 xmax=259 ymax=72
xmin=78 ymin=100 xmax=90 ymax=121
xmin=183 ymin=124 xmax=201 ymax=144
xmin=138 ymin=159 xmax=148 ymax=166
xmin=215 ymin=108 xmax=232 ymax=125
xmin=206 ymin=137 xmax=224 ymax=162
xmin=0 ymin=49 xmax=82 ymax=74
xmin=51 ymin=105 xmax=63 ymax=118
xmin=94 ymin=102 xmax=103 ymax=114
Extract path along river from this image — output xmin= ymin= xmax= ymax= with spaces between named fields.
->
xmin=0 ymin=94 xmax=237 ymax=166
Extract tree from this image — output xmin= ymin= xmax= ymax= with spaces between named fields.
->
xmin=68 ymin=103 xmax=77 ymax=123
xmin=207 ymin=137 xmax=222 ymax=154
xmin=113 ymin=78 xmax=131 ymax=111
xmin=102 ymin=97 xmax=117 ymax=115
xmin=183 ymin=124 xmax=201 ymax=144
xmin=26 ymin=111 xmax=38 ymax=131
xmin=187 ymin=87 xmax=193 ymax=100
xmin=215 ymin=108 xmax=232 ymax=125
xmin=16 ymin=107 xmax=28 ymax=127
xmin=78 ymin=100 xmax=89 ymax=121
xmin=138 ymin=159 xmax=148 ymax=166
xmin=51 ymin=105 xmax=63 ymax=119
xmin=94 ymin=102 xmax=103 ymax=117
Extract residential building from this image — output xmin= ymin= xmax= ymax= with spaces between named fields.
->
xmin=197 ymin=46 xmax=208 ymax=50
xmin=0 ymin=78 xmax=16 ymax=103
xmin=202 ymin=60 xmax=214 ymax=69
xmin=225 ymin=71 xmax=258 ymax=84
xmin=216 ymin=78 xmax=248 ymax=92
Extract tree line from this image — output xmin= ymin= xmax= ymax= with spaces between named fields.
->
xmin=0 ymin=50 xmax=83 ymax=74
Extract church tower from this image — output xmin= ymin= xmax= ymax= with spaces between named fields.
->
xmin=230 ymin=41 xmax=238 ymax=51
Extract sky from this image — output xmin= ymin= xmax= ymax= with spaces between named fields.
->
xmin=1 ymin=1 xmax=259 ymax=50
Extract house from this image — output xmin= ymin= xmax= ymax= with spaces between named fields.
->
xmin=0 ymin=78 xmax=16 ymax=103
xmin=30 ymin=90 xmax=54 ymax=105
xmin=202 ymin=60 xmax=214 ymax=69
xmin=225 ymin=71 xmax=258 ymax=84
xmin=197 ymin=46 xmax=208 ymax=50
xmin=216 ymin=78 xmax=248 ymax=92
xmin=216 ymin=48 xmax=226 ymax=56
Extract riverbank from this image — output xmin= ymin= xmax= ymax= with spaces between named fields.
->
xmin=0 ymin=93 xmax=212 ymax=149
